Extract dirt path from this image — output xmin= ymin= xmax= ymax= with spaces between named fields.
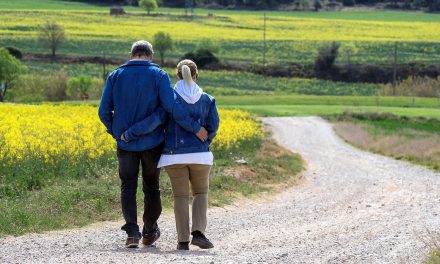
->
xmin=1 ymin=117 xmax=440 ymax=264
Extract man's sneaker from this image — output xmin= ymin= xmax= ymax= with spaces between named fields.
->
xmin=142 ymin=227 xmax=161 ymax=246
xmin=177 ymin=242 xmax=189 ymax=250
xmin=191 ymin=231 xmax=214 ymax=249
xmin=125 ymin=237 xmax=140 ymax=248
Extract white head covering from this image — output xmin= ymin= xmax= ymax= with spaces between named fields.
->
xmin=174 ymin=80 xmax=203 ymax=104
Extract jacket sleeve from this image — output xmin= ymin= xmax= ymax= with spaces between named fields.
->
xmin=158 ymin=72 xmax=201 ymax=134
xmin=98 ymin=74 xmax=114 ymax=138
xmin=206 ymin=98 xmax=220 ymax=144
xmin=121 ymin=107 xmax=167 ymax=142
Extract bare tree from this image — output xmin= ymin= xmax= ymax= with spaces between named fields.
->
xmin=38 ymin=21 xmax=66 ymax=62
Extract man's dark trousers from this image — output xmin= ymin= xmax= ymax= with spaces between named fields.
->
xmin=117 ymin=143 xmax=164 ymax=238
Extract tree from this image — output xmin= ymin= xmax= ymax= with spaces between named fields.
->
xmin=139 ymin=0 xmax=158 ymax=15
xmin=153 ymin=31 xmax=173 ymax=66
xmin=314 ymin=42 xmax=340 ymax=78
xmin=314 ymin=0 xmax=322 ymax=11
xmin=67 ymin=75 xmax=93 ymax=101
xmin=0 ymin=48 xmax=25 ymax=102
xmin=38 ymin=21 xmax=66 ymax=62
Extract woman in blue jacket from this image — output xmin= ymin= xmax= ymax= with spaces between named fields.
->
xmin=158 ymin=59 xmax=220 ymax=251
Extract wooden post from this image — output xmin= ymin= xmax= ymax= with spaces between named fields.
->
xmin=392 ymin=42 xmax=398 ymax=96
xmin=263 ymin=12 xmax=267 ymax=68
xmin=102 ymin=52 xmax=107 ymax=81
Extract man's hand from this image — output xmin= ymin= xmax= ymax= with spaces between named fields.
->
xmin=196 ymin=127 xmax=208 ymax=142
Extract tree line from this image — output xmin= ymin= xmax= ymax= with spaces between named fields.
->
xmin=69 ymin=0 xmax=439 ymax=11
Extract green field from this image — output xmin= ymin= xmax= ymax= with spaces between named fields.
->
xmin=216 ymin=95 xmax=440 ymax=118
xmin=221 ymin=104 xmax=440 ymax=118
xmin=59 ymin=95 xmax=440 ymax=119
xmin=1 ymin=0 xmax=439 ymax=64
xmin=2 ymin=0 xmax=440 ymax=22
xmin=21 ymin=61 xmax=381 ymax=96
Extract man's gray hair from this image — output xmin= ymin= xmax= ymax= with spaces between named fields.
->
xmin=131 ymin=40 xmax=154 ymax=57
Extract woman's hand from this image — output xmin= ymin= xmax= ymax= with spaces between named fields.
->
xmin=121 ymin=133 xmax=129 ymax=143
xmin=196 ymin=127 xmax=208 ymax=142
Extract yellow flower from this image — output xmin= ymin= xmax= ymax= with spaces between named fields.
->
xmin=0 ymin=105 xmax=263 ymax=165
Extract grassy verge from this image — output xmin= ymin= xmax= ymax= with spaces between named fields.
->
xmin=0 ymin=134 xmax=303 ymax=237
xmin=328 ymin=111 xmax=440 ymax=171
xmin=428 ymin=249 xmax=440 ymax=264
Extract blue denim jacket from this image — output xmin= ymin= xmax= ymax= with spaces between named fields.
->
xmin=98 ymin=60 xmax=201 ymax=152
xmin=163 ymin=93 xmax=220 ymax=155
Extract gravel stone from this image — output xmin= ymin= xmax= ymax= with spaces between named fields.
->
xmin=1 ymin=117 xmax=439 ymax=263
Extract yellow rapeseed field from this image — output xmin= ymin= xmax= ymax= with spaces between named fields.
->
xmin=0 ymin=104 xmax=263 ymax=164
xmin=1 ymin=10 xmax=439 ymax=43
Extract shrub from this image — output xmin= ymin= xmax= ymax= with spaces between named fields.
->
xmin=342 ymin=0 xmax=356 ymax=6
xmin=294 ymin=0 xmax=310 ymax=10
xmin=46 ymin=71 xmax=69 ymax=101
xmin=91 ymin=78 xmax=105 ymax=100
xmin=378 ymin=76 xmax=440 ymax=97
xmin=10 ymin=71 xmax=68 ymax=102
xmin=314 ymin=41 xmax=340 ymax=78
xmin=67 ymin=75 xmax=94 ymax=100
xmin=314 ymin=0 xmax=322 ymax=11
xmin=182 ymin=49 xmax=219 ymax=68
xmin=0 ymin=48 xmax=25 ymax=102
xmin=109 ymin=6 xmax=125 ymax=15
xmin=3 ymin=47 xmax=22 ymax=60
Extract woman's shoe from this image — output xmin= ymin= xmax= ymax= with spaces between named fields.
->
xmin=191 ymin=231 xmax=214 ymax=249
xmin=177 ymin=242 xmax=189 ymax=250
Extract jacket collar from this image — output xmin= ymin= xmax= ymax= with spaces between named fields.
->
xmin=119 ymin=60 xmax=160 ymax=68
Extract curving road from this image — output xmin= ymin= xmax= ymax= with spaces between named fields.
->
xmin=1 ymin=117 xmax=440 ymax=263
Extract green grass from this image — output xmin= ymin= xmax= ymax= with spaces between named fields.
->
xmin=0 ymin=0 xmax=105 ymax=10
xmin=0 ymin=176 xmax=121 ymax=236
xmin=218 ymin=95 xmax=440 ymax=108
xmin=366 ymin=119 xmax=440 ymax=136
xmin=216 ymin=95 xmax=440 ymax=118
xmin=427 ymin=249 xmax=440 ymax=264
xmin=221 ymin=104 xmax=440 ymax=119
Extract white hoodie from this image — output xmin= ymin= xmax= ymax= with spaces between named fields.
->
xmin=174 ymin=80 xmax=203 ymax=104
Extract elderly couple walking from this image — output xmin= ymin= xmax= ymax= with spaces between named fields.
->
xmin=98 ymin=40 xmax=219 ymax=251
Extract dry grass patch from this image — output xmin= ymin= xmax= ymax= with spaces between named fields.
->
xmin=333 ymin=122 xmax=440 ymax=171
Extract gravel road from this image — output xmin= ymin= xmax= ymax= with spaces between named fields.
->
xmin=1 ymin=116 xmax=440 ymax=264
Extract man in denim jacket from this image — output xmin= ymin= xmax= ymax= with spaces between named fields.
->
xmin=98 ymin=40 xmax=208 ymax=248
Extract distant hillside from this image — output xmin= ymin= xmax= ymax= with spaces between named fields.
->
xmin=62 ymin=0 xmax=440 ymax=11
